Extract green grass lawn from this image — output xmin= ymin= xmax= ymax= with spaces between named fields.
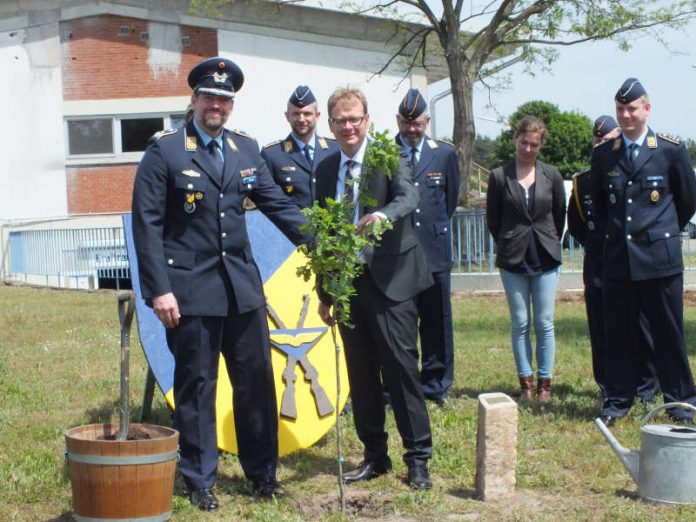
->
xmin=1 ymin=284 xmax=696 ymax=521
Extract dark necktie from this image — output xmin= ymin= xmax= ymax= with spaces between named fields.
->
xmin=208 ymin=140 xmax=224 ymax=175
xmin=303 ymin=144 xmax=313 ymax=166
xmin=344 ymin=160 xmax=355 ymax=204
xmin=410 ymin=147 xmax=418 ymax=168
xmin=627 ymin=143 xmax=638 ymax=169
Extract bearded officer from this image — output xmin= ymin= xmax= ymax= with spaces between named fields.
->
xmin=131 ymin=57 xmax=310 ymax=510
xmin=261 ymin=85 xmax=339 ymax=208
xmin=591 ymin=78 xmax=696 ymax=426
xmin=395 ymin=88 xmax=460 ymax=405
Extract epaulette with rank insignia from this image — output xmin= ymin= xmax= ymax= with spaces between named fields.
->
xmin=263 ymin=139 xmax=282 ymax=149
xmin=231 ymin=129 xmax=253 ymax=139
xmin=153 ymin=128 xmax=178 ymax=140
xmin=657 ymin=133 xmax=680 ymax=145
xmin=438 ymin=138 xmax=455 ymax=147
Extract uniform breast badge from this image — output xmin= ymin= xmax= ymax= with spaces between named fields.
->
xmin=184 ymin=193 xmax=197 ymax=213
xmin=650 ymin=190 xmax=660 ymax=203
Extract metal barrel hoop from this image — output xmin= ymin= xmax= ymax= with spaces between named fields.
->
xmin=641 ymin=402 xmax=696 ymax=427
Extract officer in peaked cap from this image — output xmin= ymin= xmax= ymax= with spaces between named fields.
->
xmin=591 ymin=78 xmax=696 ymax=427
xmin=261 ymin=85 xmax=338 ymax=208
xmin=132 ymin=56 xmax=311 ymax=510
xmin=567 ymin=114 xmax=659 ymax=406
xmin=394 ymin=87 xmax=460 ymax=405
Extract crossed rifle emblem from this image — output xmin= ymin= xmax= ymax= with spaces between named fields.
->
xmin=266 ymin=295 xmax=334 ymax=419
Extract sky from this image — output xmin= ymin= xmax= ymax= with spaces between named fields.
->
xmin=429 ymin=18 xmax=696 ymax=140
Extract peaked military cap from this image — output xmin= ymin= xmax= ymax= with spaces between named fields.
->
xmin=289 ymin=85 xmax=316 ymax=107
xmin=399 ymin=88 xmax=427 ymax=121
xmin=188 ymin=57 xmax=244 ymax=99
xmin=593 ymin=115 xmax=619 ymax=138
xmin=615 ymin=77 xmax=647 ymax=104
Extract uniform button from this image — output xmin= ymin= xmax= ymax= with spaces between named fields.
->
xmin=605 ymin=234 xmax=609 ymax=239
xmin=587 ymin=211 xmax=592 ymax=216
xmin=435 ymin=180 xmax=440 ymax=185
xmin=222 ymin=251 xmax=227 ymax=256
xmin=219 ymin=193 xmax=224 ymax=199
xmin=627 ymin=181 xmax=633 ymax=186
xmin=187 ymin=183 xmax=193 ymax=189
xmin=627 ymin=234 xmax=632 ymax=240
xmin=628 ymin=198 xmax=633 ymax=204
xmin=222 ymin=232 xmax=227 ymax=238
xmin=444 ymin=227 xmax=448 ymax=232
xmin=416 ymin=209 xmax=421 ymax=214
xmin=609 ymin=184 xmax=613 ymax=189
xmin=416 ymin=222 xmax=421 ymax=227
xmin=415 ymin=182 xmax=419 ymax=187
xmin=286 ymin=177 xmax=291 ymax=182
xmin=627 ymin=216 xmax=632 ymax=222
xmin=167 ymin=258 xmax=174 ymax=265
xmin=665 ymin=232 xmax=670 ymax=238
xmin=220 ymin=212 xmax=225 ymax=218
xmin=653 ymin=181 xmax=658 ymax=187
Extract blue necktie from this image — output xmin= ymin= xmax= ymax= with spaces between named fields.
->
xmin=627 ymin=143 xmax=638 ymax=168
xmin=208 ymin=140 xmax=224 ymax=175
xmin=303 ymin=145 xmax=313 ymax=165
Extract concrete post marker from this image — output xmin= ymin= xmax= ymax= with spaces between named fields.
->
xmin=475 ymin=392 xmax=518 ymax=501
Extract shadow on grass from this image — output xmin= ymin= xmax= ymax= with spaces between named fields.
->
xmin=82 ymin=401 xmax=174 ymax=427
xmin=45 ymin=514 xmax=73 ymax=521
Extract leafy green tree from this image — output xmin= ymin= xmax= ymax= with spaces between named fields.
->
xmin=473 ymin=135 xmax=496 ymax=171
xmin=492 ymin=101 xmax=593 ymax=179
xmin=684 ymin=138 xmax=696 ymax=166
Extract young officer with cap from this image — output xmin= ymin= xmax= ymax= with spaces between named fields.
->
xmin=591 ymin=78 xmax=696 ymax=426
xmin=567 ymin=115 xmax=659 ymax=405
xmin=395 ymin=88 xmax=460 ymax=405
xmin=261 ymin=85 xmax=339 ymax=208
xmin=131 ymin=57 xmax=310 ymax=510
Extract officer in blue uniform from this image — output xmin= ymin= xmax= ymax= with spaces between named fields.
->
xmin=395 ymin=88 xmax=460 ymax=404
xmin=591 ymin=78 xmax=696 ymax=426
xmin=567 ymin=115 xmax=659 ymax=404
xmin=261 ymin=85 xmax=339 ymax=208
xmin=131 ymin=57 xmax=310 ymax=510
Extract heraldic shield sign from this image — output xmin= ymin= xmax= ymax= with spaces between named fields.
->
xmin=123 ymin=212 xmax=350 ymax=456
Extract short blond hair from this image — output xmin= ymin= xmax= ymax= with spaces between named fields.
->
xmin=327 ymin=87 xmax=368 ymax=117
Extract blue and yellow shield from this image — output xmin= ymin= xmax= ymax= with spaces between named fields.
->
xmin=123 ymin=212 xmax=349 ymax=455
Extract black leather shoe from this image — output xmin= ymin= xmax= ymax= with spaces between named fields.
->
xmin=342 ymin=458 xmax=392 ymax=483
xmin=252 ymin=477 xmax=282 ymax=498
xmin=407 ymin=463 xmax=432 ymax=490
xmin=600 ymin=415 xmax=617 ymax=428
xmin=190 ymin=488 xmax=219 ymax=511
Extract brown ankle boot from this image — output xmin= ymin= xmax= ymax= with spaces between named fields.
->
xmin=537 ymin=378 xmax=551 ymax=403
xmin=519 ymin=376 xmax=535 ymax=402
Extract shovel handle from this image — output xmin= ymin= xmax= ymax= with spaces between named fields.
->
xmin=117 ymin=292 xmax=136 ymax=441
xmin=641 ymin=402 xmax=696 ymax=427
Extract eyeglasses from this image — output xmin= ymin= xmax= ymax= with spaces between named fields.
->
xmin=329 ymin=116 xmax=366 ymax=127
xmin=398 ymin=118 xmax=427 ymax=129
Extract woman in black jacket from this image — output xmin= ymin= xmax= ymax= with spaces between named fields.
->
xmin=486 ymin=116 xmax=566 ymax=402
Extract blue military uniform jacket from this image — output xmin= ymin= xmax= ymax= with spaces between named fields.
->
xmin=132 ymin=122 xmax=309 ymax=316
xmin=591 ymin=129 xmax=696 ymax=281
xmin=567 ymin=170 xmax=605 ymax=288
xmin=261 ymin=134 xmax=339 ymax=208
xmin=396 ymin=135 xmax=460 ymax=273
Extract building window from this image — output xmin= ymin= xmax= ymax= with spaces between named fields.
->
xmin=65 ymin=114 xmax=184 ymax=158
xmin=121 ymin=117 xmax=164 ymax=152
xmin=67 ymin=119 xmax=113 ymax=155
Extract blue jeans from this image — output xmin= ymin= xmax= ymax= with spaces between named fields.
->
xmin=500 ymin=267 xmax=559 ymax=379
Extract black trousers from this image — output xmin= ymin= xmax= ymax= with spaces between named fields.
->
xmin=585 ymin=284 xmax=659 ymax=401
xmin=602 ymin=274 xmax=696 ymax=419
xmin=417 ymin=270 xmax=454 ymax=399
xmin=339 ymin=272 xmax=432 ymax=465
xmin=166 ymin=305 xmax=278 ymax=490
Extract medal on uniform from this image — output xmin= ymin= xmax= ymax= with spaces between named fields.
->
xmin=184 ymin=193 xmax=196 ymax=213
xmin=286 ymin=185 xmax=294 ymax=193
xmin=650 ymin=190 xmax=660 ymax=202
xmin=588 ymin=221 xmax=595 ymax=231
xmin=609 ymin=194 xmax=616 ymax=204
xmin=195 ymin=192 xmax=203 ymax=201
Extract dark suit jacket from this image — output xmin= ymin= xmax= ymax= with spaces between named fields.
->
xmin=486 ymin=160 xmax=566 ymax=271
xmin=314 ymin=148 xmax=433 ymax=303
xmin=132 ymin=121 xmax=309 ymax=316
xmin=567 ymin=170 xmax=604 ymax=287
xmin=590 ymin=129 xmax=696 ymax=281
xmin=396 ymin=135 xmax=460 ymax=272
xmin=261 ymin=134 xmax=339 ymax=208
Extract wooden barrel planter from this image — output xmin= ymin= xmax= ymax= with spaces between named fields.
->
xmin=65 ymin=423 xmax=178 ymax=522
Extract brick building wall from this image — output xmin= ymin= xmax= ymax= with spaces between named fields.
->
xmin=66 ymin=165 xmax=137 ymax=214
xmin=62 ymin=15 xmax=217 ymax=100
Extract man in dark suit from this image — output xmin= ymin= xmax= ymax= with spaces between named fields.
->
xmin=567 ymin=115 xmax=659 ymax=404
xmin=314 ymin=87 xmax=435 ymax=490
xmin=395 ymin=88 xmax=460 ymax=405
xmin=261 ymin=85 xmax=339 ymax=208
xmin=131 ymin=57 xmax=310 ymax=510
xmin=591 ymin=78 xmax=696 ymax=426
